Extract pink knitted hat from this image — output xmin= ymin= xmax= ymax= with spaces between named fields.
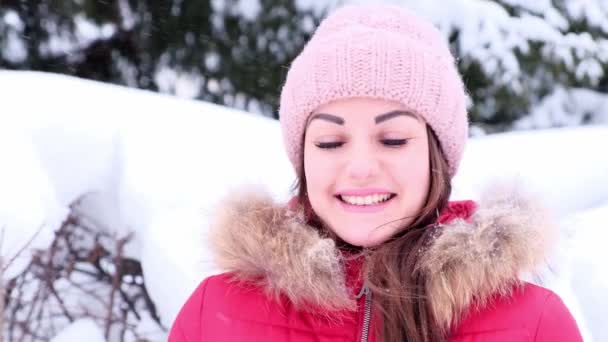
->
xmin=279 ymin=4 xmax=469 ymax=178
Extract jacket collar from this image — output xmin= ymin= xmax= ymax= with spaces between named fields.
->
xmin=207 ymin=183 xmax=557 ymax=330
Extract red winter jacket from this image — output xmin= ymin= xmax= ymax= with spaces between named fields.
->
xmin=169 ymin=188 xmax=583 ymax=341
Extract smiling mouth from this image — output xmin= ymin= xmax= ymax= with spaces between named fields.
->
xmin=335 ymin=193 xmax=397 ymax=206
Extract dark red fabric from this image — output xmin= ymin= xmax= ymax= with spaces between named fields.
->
xmin=169 ymin=276 xmax=581 ymax=342
xmin=170 ymin=273 xmax=363 ymax=342
xmin=169 ymin=201 xmax=583 ymax=341
xmin=450 ymin=283 xmax=582 ymax=342
xmin=437 ymin=200 xmax=477 ymax=225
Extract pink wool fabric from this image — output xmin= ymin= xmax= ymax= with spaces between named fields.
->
xmin=279 ymin=4 xmax=469 ymax=177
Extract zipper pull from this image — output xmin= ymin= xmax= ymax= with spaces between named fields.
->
xmin=355 ymin=283 xmax=369 ymax=299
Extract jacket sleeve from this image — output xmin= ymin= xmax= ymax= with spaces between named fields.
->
xmin=534 ymin=292 xmax=583 ymax=342
xmin=168 ymin=278 xmax=210 ymax=342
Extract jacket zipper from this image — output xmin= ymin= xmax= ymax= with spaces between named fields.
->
xmin=356 ymin=284 xmax=372 ymax=342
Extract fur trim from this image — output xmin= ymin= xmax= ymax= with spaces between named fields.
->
xmin=208 ymin=184 xmax=556 ymax=326
xmin=210 ymin=189 xmax=356 ymax=311
xmin=417 ymin=183 xmax=557 ymax=331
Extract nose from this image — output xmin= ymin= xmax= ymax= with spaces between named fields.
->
xmin=345 ymin=147 xmax=381 ymax=182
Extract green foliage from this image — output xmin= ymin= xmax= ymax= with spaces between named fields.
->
xmin=1 ymin=0 xmax=606 ymax=128
xmin=451 ymin=0 xmax=608 ymax=129
xmin=0 ymin=0 xmax=323 ymax=118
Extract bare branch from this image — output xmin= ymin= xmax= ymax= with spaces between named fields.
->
xmin=2 ymin=222 xmax=47 ymax=273
xmin=3 ymin=197 xmax=165 ymax=341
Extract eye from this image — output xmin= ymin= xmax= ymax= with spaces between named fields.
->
xmin=315 ymin=141 xmax=344 ymax=149
xmin=381 ymin=139 xmax=408 ymax=147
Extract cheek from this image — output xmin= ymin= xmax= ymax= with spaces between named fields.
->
xmin=413 ymin=151 xmax=431 ymax=181
xmin=304 ymin=147 xmax=336 ymax=183
xmin=394 ymin=145 xmax=431 ymax=193
xmin=304 ymin=148 xmax=329 ymax=199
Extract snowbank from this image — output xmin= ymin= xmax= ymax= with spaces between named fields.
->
xmin=50 ymin=319 xmax=105 ymax=342
xmin=1 ymin=71 xmax=607 ymax=340
xmin=0 ymin=119 xmax=67 ymax=279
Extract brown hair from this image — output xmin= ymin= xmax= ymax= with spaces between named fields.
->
xmin=293 ymin=125 xmax=451 ymax=342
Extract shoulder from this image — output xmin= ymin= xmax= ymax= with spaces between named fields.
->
xmin=169 ymin=272 xmax=357 ymax=341
xmin=173 ymin=272 xmax=271 ymax=321
xmin=168 ymin=273 xmax=256 ymax=341
xmin=452 ymin=282 xmax=583 ymax=342
xmin=196 ymin=273 xmax=353 ymax=323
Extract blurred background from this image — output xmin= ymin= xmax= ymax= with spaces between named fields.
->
xmin=1 ymin=1 xmax=608 ymax=341
xmin=2 ymin=0 xmax=607 ymax=131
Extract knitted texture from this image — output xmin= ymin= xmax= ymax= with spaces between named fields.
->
xmin=279 ymin=4 xmax=469 ymax=177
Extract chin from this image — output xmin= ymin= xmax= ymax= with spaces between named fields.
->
xmin=340 ymin=232 xmax=387 ymax=248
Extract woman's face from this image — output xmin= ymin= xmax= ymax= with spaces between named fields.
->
xmin=304 ymin=97 xmax=430 ymax=247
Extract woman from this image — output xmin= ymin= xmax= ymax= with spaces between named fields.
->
xmin=169 ymin=4 xmax=582 ymax=341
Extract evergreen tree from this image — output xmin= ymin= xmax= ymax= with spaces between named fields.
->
xmin=402 ymin=0 xmax=608 ymax=131
xmin=1 ymin=0 xmax=607 ymax=128
xmin=0 ymin=0 xmax=324 ymax=118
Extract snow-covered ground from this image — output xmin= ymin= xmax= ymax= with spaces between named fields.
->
xmin=1 ymin=71 xmax=607 ymax=341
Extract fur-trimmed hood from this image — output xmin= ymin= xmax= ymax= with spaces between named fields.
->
xmin=208 ymin=184 xmax=557 ymax=331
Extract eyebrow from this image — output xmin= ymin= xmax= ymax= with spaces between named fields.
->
xmin=375 ymin=110 xmax=419 ymax=124
xmin=307 ymin=110 xmax=419 ymax=127
xmin=307 ymin=113 xmax=345 ymax=126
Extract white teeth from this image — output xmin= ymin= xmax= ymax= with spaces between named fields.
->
xmin=340 ymin=194 xmax=392 ymax=206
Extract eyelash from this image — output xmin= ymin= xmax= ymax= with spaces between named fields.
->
xmin=382 ymin=139 xmax=408 ymax=147
xmin=315 ymin=139 xmax=408 ymax=149
xmin=316 ymin=142 xmax=344 ymax=149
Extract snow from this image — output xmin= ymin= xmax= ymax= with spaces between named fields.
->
xmin=2 ymin=11 xmax=23 ymax=30
xmin=365 ymin=0 xmax=608 ymax=83
xmin=211 ymin=0 xmax=262 ymax=20
xmin=117 ymin=0 xmax=137 ymax=30
xmin=142 ymin=207 xmax=220 ymax=328
xmin=281 ymin=0 xmax=608 ymax=129
xmin=74 ymin=14 xmax=117 ymax=46
xmin=297 ymin=0 xmax=608 ymax=126
xmin=0 ymin=120 xmax=67 ymax=279
xmin=50 ymin=319 xmax=105 ymax=342
xmin=1 ymin=71 xmax=607 ymax=341
xmin=564 ymin=203 xmax=608 ymax=342
xmin=451 ymin=126 xmax=608 ymax=216
xmin=1 ymin=30 xmax=27 ymax=63
xmin=1 ymin=11 xmax=27 ymax=63
xmin=515 ymin=87 xmax=608 ymax=129
xmin=3 ymin=0 xmax=605 ymax=126
xmin=295 ymin=0 xmax=341 ymax=14
xmin=237 ymin=0 xmax=262 ymax=20
xmin=500 ymin=0 xmax=555 ymax=16
xmin=565 ymin=1 xmax=608 ymax=34
xmin=155 ymin=65 xmax=204 ymax=99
